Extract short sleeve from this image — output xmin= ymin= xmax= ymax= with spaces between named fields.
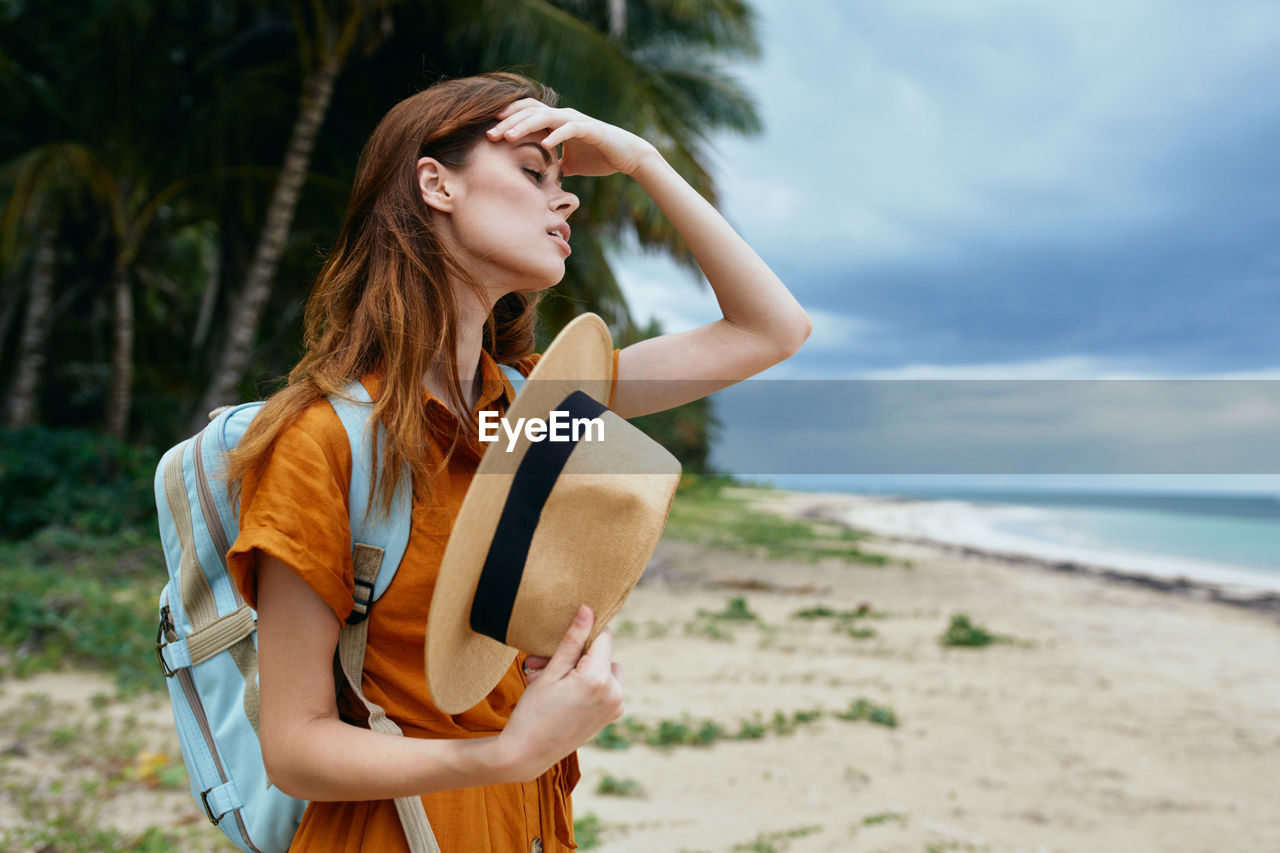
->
xmin=226 ymin=403 xmax=355 ymax=624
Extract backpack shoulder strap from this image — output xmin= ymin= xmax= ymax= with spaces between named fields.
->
xmin=327 ymin=381 xmax=412 ymax=624
xmin=327 ymin=382 xmax=441 ymax=853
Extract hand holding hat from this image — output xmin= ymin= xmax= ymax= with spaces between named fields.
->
xmin=494 ymin=605 xmax=624 ymax=780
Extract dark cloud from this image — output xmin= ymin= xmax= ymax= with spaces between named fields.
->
xmin=673 ymin=0 xmax=1280 ymax=378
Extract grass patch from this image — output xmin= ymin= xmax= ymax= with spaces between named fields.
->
xmin=791 ymin=603 xmax=883 ymax=640
xmin=0 ymin=691 xmax=225 ymax=851
xmin=862 ymin=811 xmax=908 ymax=826
xmin=834 ymin=698 xmax=899 ymax=729
xmin=574 ymin=813 xmax=605 ymax=850
xmin=595 ymin=773 xmax=645 ymax=797
xmin=730 ymin=824 xmax=823 ymax=852
xmin=0 ymin=526 xmax=164 ymax=692
xmin=592 ymin=700 xmax=896 ymax=751
xmin=940 ymin=613 xmax=1014 ymax=648
xmin=683 ymin=596 xmax=763 ymax=642
xmin=702 ymin=595 xmax=760 ymax=622
xmin=664 ymin=478 xmax=889 ymax=565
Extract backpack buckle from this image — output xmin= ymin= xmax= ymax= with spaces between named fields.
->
xmin=201 ymin=786 xmax=232 ymax=825
xmin=156 ymin=607 xmax=176 ymax=678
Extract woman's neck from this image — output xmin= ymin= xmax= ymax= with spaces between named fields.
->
xmin=423 ymin=288 xmax=495 ymax=415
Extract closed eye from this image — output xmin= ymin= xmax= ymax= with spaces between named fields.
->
xmin=523 ymin=167 xmax=546 ymax=185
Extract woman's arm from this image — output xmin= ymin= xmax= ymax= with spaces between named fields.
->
xmin=256 ymin=553 xmax=622 ymax=800
xmin=488 ymin=102 xmax=812 ymax=419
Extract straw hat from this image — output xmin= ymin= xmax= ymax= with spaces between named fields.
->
xmin=425 ymin=313 xmax=682 ymax=714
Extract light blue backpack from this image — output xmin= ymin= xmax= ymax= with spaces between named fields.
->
xmin=154 ymin=368 xmax=524 ymax=853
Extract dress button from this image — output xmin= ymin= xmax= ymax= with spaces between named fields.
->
xmin=530 ymin=839 xmax=543 ymax=853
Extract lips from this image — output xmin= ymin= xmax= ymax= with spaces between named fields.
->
xmin=546 ymin=222 xmax=571 ymax=255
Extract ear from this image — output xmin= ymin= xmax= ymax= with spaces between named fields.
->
xmin=417 ymin=156 xmax=456 ymax=213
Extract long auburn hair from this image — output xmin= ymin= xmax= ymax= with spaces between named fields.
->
xmin=225 ymin=72 xmax=557 ymax=512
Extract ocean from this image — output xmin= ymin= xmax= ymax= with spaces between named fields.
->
xmin=767 ymin=476 xmax=1280 ymax=582
xmin=915 ymin=490 xmax=1280 ymax=574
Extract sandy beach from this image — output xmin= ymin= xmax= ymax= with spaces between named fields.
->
xmin=576 ymin=488 xmax=1280 ymax=852
xmin=3 ymin=488 xmax=1279 ymax=852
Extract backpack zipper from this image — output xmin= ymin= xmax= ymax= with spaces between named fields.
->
xmin=192 ymin=430 xmax=242 ymax=606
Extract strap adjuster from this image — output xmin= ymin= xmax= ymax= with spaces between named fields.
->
xmin=156 ymin=609 xmax=176 ymax=678
xmin=345 ymin=577 xmax=375 ymax=626
xmin=201 ymin=786 xmax=233 ymax=825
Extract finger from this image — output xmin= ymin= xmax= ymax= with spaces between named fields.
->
xmin=539 ymin=121 xmax=579 ymax=150
xmin=543 ymin=605 xmax=594 ymax=679
xmin=520 ymin=654 xmax=550 ymax=683
xmin=576 ymin=622 xmax=614 ymax=676
xmin=487 ymin=103 xmax=552 ymax=139
xmin=611 ymin=661 xmax=623 ymax=686
xmin=486 ymin=108 xmax=537 ymax=141
xmin=495 ymin=97 xmax=546 ymax=120
xmin=541 ymin=121 xmax=594 ymax=154
xmin=499 ymin=112 xmax=560 ymax=143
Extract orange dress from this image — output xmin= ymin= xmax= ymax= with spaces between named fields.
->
xmin=227 ymin=347 xmax=620 ymax=852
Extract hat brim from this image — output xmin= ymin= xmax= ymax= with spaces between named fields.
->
xmin=425 ymin=313 xmax=618 ymax=714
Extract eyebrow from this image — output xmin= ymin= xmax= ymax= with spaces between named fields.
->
xmin=516 ymin=142 xmax=563 ymax=185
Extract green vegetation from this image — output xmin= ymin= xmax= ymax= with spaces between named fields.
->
xmin=702 ymin=595 xmax=760 ymax=622
xmin=665 ymin=477 xmax=890 ymax=565
xmin=862 ymin=811 xmax=908 ymax=826
xmin=595 ymin=773 xmax=645 ymax=797
xmin=730 ymin=824 xmax=823 ymax=852
xmin=592 ymin=700 xmax=898 ymax=751
xmin=680 ymin=596 xmax=766 ymax=642
xmin=3 ymin=5 xmax=760 ymax=448
xmin=940 ymin=613 xmax=1014 ymax=648
xmin=0 ymin=527 xmax=164 ymax=691
xmin=0 ymin=428 xmax=159 ymax=540
xmin=573 ymin=813 xmax=606 ymax=850
xmin=834 ymin=699 xmax=899 ymax=729
xmin=791 ymin=602 xmax=882 ymax=640
xmin=0 ymin=692 xmax=224 ymax=851
xmin=924 ymin=840 xmax=991 ymax=852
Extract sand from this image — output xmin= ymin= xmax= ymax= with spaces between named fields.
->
xmin=3 ymin=489 xmax=1278 ymax=852
xmin=573 ymin=490 xmax=1280 ymax=852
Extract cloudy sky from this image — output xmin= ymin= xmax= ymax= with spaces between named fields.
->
xmin=606 ymin=1 xmax=1280 ymax=491
xmin=615 ymin=0 xmax=1280 ymax=382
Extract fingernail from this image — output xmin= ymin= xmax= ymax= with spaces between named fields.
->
xmin=575 ymin=605 xmax=590 ymax=625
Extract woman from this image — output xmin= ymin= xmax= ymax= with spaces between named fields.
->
xmin=225 ymin=72 xmax=810 ymax=852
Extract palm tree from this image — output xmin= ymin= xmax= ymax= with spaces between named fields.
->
xmin=0 ymin=144 xmax=99 ymax=428
xmin=196 ymin=0 xmax=763 ymax=417
xmin=1 ymin=141 xmax=198 ymax=438
xmin=194 ymin=0 xmax=401 ymax=426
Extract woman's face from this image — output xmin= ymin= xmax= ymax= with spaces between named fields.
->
xmin=419 ymin=128 xmax=579 ymax=299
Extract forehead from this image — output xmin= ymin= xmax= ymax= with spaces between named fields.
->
xmin=484 ymin=129 xmax=561 ymax=165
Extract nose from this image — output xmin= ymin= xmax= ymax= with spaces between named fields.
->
xmin=551 ymin=186 xmax=579 ymax=218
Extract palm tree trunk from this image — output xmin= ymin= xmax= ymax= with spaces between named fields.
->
xmin=192 ymin=54 xmax=343 ymax=428
xmin=608 ymin=0 xmax=627 ymax=38
xmin=104 ymin=258 xmax=134 ymax=440
xmin=4 ymin=220 xmax=58 ymax=428
xmin=191 ymin=231 xmax=221 ymax=354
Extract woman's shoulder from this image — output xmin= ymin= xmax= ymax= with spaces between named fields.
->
xmin=268 ymin=394 xmax=353 ymax=479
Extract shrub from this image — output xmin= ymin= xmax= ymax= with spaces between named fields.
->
xmin=0 ymin=428 xmax=159 ymax=539
xmin=940 ymin=613 xmax=1011 ymax=648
